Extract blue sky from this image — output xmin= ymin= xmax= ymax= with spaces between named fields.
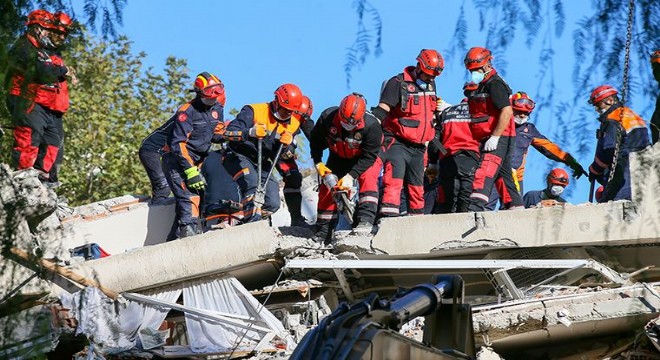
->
xmin=102 ymin=0 xmax=653 ymax=204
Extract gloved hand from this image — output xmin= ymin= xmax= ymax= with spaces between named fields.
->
xmin=426 ymin=164 xmax=439 ymax=183
xmin=279 ymin=131 xmax=294 ymax=145
xmin=565 ymin=155 xmax=587 ymax=179
xmin=483 ymin=135 xmax=500 ymax=152
xmin=588 ymin=170 xmax=600 ymax=183
xmin=184 ymin=166 xmax=206 ymax=191
xmin=248 ymin=123 xmax=267 ymax=138
xmin=436 ymin=98 xmax=452 ymax=113
xmin=337 ymin=174 xmax=354 ymax=190
xmin=315 ymin=162 xmax=332 ymax=177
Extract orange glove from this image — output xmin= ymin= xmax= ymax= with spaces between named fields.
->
xmin=315 ymin=162 xmax=332 ymax=177
xmin=213 ymin=121 xmax=225 ymax=135
xmin=249 ymin=123 xmax=267 ymax=138
xmin=279 ymin=131 xmax=294 ymax=145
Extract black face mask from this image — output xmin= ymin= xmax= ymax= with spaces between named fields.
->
xmin=653 ymin=63 xmax=660 ymax=83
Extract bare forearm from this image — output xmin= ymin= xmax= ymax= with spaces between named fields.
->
xmin=492 ymin=106 xmax=512 ymax=136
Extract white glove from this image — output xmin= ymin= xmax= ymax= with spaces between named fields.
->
xmin=338 ymin=174 xmax=355 ymax=190
xmin=483 ymin=135 xmax=500 ymax=152
xmin=436 ymin=99 xmax=452 ymax=113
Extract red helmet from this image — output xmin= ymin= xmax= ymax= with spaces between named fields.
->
xmin=193 ymin=72 xmax=224 ymax=98
xmin=511 ymin=92 xmax=536 ymax=113
xmin=274 ymin=83 xmax=303 ymax=111
xmin=297 ymin=96 xmax=313 ymax=118
xmin=588 ymin=85 xmax=618 ymax=105
xmin=417 ymin=49 xmax=444 ymax=77
xmin=464 ymin=47 xmax=492 ymax=70
xmin=338 ymin=92 xmax=367 ymax=128
xmin=547 ymin=168 xmax=569 ymax=186
xmin=53 ymin=11 xmax=73 ymax=33
xmin=26 ymin=10 xmax=56 ymax=29
xmin=651 ymin=50 xmax=660 ymax=65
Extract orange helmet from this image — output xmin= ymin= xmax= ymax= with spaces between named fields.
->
xmin=547 ymin=168 xmax=569 ymax=186
xmin=417 ymin=49 xmax=444 ymax=77
xmin=338 ymin=92 xmax=367 ymax=128
xmin=274 ymin=84 xmax=303 ymax=111
xmin=26 ymin=9 xmax=56 ymax=29
xmin=511 ymin=92 xmax=536 ymax=113
xmin=464 ymin=47 xmax=492 ymax=70
xmin=651 ymin=50 xmax=660 ymax=65
xmin=297 ymin=96 xmax=313 ymax=118
xmin=588 ymin=85 xmax=618 ymax=105
xmin=53 ymin=11 xmax=73 ymax=33
xmin=193 ymin=72 xmax=224 ymax=98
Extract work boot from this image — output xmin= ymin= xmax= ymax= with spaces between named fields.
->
xmin=178 ymin=224 xmax=199 ymax=239
xmin=290 ymin=216 xmax=311 ymax=228
xmin=313 ymin=224 xmax=331 ymax=244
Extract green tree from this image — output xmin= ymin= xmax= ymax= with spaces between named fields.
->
xmin=50 ymin=34 xmax=189 ymax=205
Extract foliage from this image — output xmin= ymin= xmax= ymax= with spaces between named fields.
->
xmin=0 ymin=33 xmax=190 ymax=205
xmin=344 ymin=0 xmax=382 ymax=90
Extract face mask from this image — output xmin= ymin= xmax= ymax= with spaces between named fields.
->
xmin=596 ymin=107 xmax=607 ymax=115
xmin=36 ymin=28 xmax=55 ymax=49
xmin=549 ymin=185 xmax=564 ymax=197
xmin=341 ymin=122 xmax=357 ymax=131
xmin=415 ymin=78 xmax=428 ymax=90
xmin=470 ymin=70 xmax=485 ymax=84
xmin=273 ymin=110 xmax=290 ymax=121
xmin=200 ymin=97 xmax=216 ymax=106
xmin=514 ymin=115 xmax=528 ymax=125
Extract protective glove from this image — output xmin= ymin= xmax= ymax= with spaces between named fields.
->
xmin=337 ymin=174 xmax=354 ymax=190
xmin=184 ymin=166 xmax=206 ymax=191
xmin=278 ymin=131 xmax=294 ymax=145
xmin=436 ymin=98 xmax=452 ymax=113
xmin=248 ymin=123 xmax=267 ymax=138
xmin=565 ymin=155 xmax=587 ymax=179
xmin=315 ymin=162 xmax=332 ymax=177
xmin=483 ymin=135 xmax=500 ymax=152
xmin=426 ymin=164 xmax=439 ymax=183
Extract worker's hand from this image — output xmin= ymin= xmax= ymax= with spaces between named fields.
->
xmin=337 ymin=174 xmax=354 ymax=190
xmin=436 ymin=98 xmax=451 ymax=113
xmin=248 ymin=123 xmax=267 ymax=138
xmin=184 ymin=166 xmax=206 ymax=191
xmin=483 ymin=135 xmax=500 ymax=152
xmin=565 ymin=155 xmax=587 ymax=179
xmin=426 ymin=164 xmax=439 ymax=183
xmin=213 ymin=121 xmax=225 ymax=135
xmin=279 ymin=131 xmax=294 ymax=145
xmin=315 ymin=162 xmax=332 ymax=177
xmin=588 ymin=170 xmax=600 ymax=184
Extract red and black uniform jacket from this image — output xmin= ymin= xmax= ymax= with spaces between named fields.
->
xmin=166 ymin=98 xmax=225 ymax=170
xmin=6 ymin=34 xmax=70 ymax=113
xmin=310 ymin=106 xmax=382 ymax=179
xmin=467 ymin=70 xmax=515 ymax=141
xmin=428 ymin=102 xmax=479 ymax=164
xmin=380 ymin=66 xmax=437 ymax=145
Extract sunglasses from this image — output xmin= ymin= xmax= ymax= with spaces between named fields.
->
xmin=200 ymin=84 xmax=224 ymax=98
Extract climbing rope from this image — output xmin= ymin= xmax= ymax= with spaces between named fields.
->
xmin=606 ymin=0 xmax=635 ymax=191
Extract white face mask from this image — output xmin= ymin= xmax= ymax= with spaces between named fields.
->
xmin=341 ymin=122 xmax=357 ymax=131
xmin=514 ymin=115 xmax=528 ymax=125
xmin=549 ymin=185 xmax=565 ymax=197
xmin=470 ymin=70 xmax=485 ymax=83
xmin=200 ymin=97 xmax=216 ymax=106
xmin=596 ymin=107 xmax=607 ymax=115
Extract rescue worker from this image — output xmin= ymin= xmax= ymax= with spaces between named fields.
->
xmin=140 ymin=87 xmax=226 ymax=204
xmin=277 ymin=95 xmax=314 ymax=227
xmin=162 ymin=72 xmax=225 ymax=240
xmin=371 ymin=49 xmax=443 ymax=217
xmin=587 ymin=85 xmax=650 ymax=202
xmin=5 ymin=10 xmax=77 ymax=188
xmin=311 ymin=93 xmax=383 ymax=243
xmin=523 ymin=168 xmax=569 ymax=208
xmin=651 ymin=50 xmax=660 ymax=144
xmin=427 ymin=82 xmax=480 ymax=213
xmin=463 ymin=46 xmax=523 ymax=211
xmin=223 ymin=83 xmax=303 ymax=223
xmin=485 ymin=91 xmax=586 ymax=209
